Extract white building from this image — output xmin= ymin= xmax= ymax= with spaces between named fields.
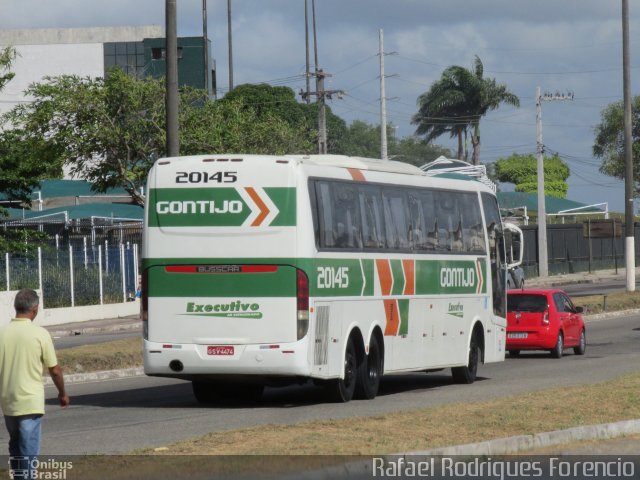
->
xmin=0 ymin=26 xmax=164 ymax=116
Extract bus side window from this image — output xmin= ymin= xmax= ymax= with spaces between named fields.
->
xmin=461 ymin=192 xmax=485 ymax=253
xmin=408 ymin=194 xmax=424 ymax=250
xmin=434 ymin=190 xmax=456 ymax=251
xmin=333 ymin=183 xmax=362 ymax=249
xmin=359 ymin=187 xmax=384 ymax=249
xmin=317 ymin=182 xmax=335 ymax=248
xmin=383 ymin=190 xmax=410 ymax=250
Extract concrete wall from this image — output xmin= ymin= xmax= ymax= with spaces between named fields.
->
xmin=0 ymin=290 xmax=138 ymax=327
xmin=0 ymin=26 xmax=164 ymax=116
xmin=0 ymin=42 xmax=104 ymax=116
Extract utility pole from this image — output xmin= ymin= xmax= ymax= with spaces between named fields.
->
xmin=202 ymin=0 xmax=209 ymax=96
xmin=535 ymin=87 xmax=574 ymax=277
xmin=297 ymin=0 xmax=343 ymax=154
xmin=304 ymin=0 xmax=310 ymax=104
xmin=227 ymin=0 xmax=234 ymax=92
xmin=623 ymin=0 xmax=635 ymax=291
xmin=379 ymin=29 xmax=388 ymax=161
xmin=165 ymin=0 xmax=179 ymax=156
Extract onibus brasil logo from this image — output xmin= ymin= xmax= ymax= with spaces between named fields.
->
xmin=183 ymin=301 xmax=263 ymax=319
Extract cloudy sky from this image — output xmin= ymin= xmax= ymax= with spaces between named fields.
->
xmin=1 ymin=0 xmax=639 ymax=211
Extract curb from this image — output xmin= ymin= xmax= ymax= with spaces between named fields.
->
xmin=48 ymin=322 xmax=141 ymax=338
xmin=407 ymin=419 xmax=640 ymax=456
xmin=584 ymin=307 xmax=640 ymax=322
xmin=283 ymin=420 xmax=640 ymax=479
xmin=45 ymin=366 xmax=144 ymax=385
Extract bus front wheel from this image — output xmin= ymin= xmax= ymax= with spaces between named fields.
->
xmin=452 ymin=333 xmax=480 ymax=384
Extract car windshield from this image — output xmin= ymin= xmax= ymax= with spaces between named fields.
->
xmin=507 ymin=294 xmax=547 ymax=313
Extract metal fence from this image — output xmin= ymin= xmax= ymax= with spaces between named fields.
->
xmin=1 ymin=242 xmax=139 ymax=308
xmin=520 ymin=221 xmax=639 ymax=277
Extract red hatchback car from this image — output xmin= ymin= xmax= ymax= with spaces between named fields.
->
xmin=506 ymin=289 xmax=586 ymax=358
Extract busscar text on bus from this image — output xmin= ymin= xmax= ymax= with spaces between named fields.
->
xmin=141 ymin=154 xmax=523 ymax=403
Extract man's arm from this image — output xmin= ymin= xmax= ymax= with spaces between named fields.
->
xmin=48 ymin=365 xmax=70 ymax=407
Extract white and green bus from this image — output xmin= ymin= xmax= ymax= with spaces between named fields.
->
xmin=142 ymin=154 xmax=522 ymax=403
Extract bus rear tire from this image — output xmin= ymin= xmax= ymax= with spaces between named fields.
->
xmin=452 ymin=333 xmax=480 ymax=384
xmin=192 ymin=380 xmax=218 ymax=404
xmin=327 ymin=337 xmax=358 ymax=402
xmin=192 ymin=381 xmax=264 ymax=404
xmin=355 ymin=334 xmax=382 ymax=400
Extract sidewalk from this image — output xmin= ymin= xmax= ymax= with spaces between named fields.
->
xmin=525 ymin=266 xmax=638 ymax=288
xmin=45 ymin=314 xmax=141 ymax=337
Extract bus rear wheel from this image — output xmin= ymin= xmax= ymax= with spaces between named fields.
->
xmin=355 ymin=335 xmax=382 ymax=400
xmin=192 ymin=381 xmax=264 ymax=404
xmin=192 ymin=380 xmax=218 ymax=404
xmin=327 ymin=337 xmax=358 ymax=402
xmin=452 ymin=333 xmax=480 ymax=384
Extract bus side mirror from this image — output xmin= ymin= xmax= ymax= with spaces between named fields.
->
xmin=503 ymin=222 xmax=523 ymax=269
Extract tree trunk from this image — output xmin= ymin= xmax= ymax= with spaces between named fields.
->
xmin=471 ymin=124 xmax=481 ymax=165
xmin=457 ymin=132 xmax=463 ymax=160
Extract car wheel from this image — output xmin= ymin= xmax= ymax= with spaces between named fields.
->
xmin=508 ymin=349 xmax=520 ymax=357
xmin=452 ymin=332 xmax=480 ymax=384
xmin=327 ymin=336 xmax=358 ymax=402
xmin=355 ymin=335 xmax=382 ymax=400
xmin=573 ymin=329 xmax=586 ymax=355
xmin=551 ymin=332 xmax=564 ymax=359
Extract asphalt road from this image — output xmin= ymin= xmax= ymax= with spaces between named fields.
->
xmin=15 ymin=313 xmax=638 ymax=456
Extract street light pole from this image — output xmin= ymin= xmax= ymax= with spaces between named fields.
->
xmin=536 ymin=86 xmax=548 ymax=277
xmin=165 ymin=0 xmax=179 ymax=157
xmin=622 ymin=0 xmax=635 ymax=291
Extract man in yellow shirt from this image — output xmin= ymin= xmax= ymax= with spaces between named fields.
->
xmin=0 ymin=289 xmax=69 ymax=479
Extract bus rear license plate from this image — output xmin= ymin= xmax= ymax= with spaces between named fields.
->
xmin=207 ymin=346 xmax=234 ymax=356
xmin=508 ymin=333 xmax=528 ymax=339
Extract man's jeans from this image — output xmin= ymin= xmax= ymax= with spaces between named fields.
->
xmin=4 ymin=414 xmax=43 ymax=479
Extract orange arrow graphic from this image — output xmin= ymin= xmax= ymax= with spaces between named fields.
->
xmin=245 ymin=187 xmax=270 ymax=226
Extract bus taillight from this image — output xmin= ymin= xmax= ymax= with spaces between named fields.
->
xmin=141 ymin=269 xmax=149 ymax=339
xmin=296 ymin=269 xmax=309 ymax=340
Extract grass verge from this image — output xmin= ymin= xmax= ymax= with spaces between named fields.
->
xmin=144 ymin=371 xmax=640 ymax=455
xmin=573 ymin=290 xmax=640 ymax=315
xmin=56 ymin=337 xmax=142 ymax=373
xmin=46 ymin=371 xmax=640 ymax=479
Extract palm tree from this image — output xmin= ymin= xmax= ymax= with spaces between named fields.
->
xmin=412 ymin=56 xmax=520 ymax=165
xmin=412 ymin=73 xmax=470 ymax=161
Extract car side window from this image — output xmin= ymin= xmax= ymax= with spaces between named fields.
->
xmin=562 ymin=294 xmax=575 ymax=313
xmin=553 ymin=293 xmax=566 ymax=312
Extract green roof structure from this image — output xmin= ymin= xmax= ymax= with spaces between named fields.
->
xmin=4 ymin=203 xmax=142 ymax=221
xmin=497 ymin=192 xmax=605 ymax=215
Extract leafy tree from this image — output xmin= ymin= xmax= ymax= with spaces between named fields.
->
xmin=0 ymin=46 xmax=55 ymax=253
xmin=392 ymin=136 xmax=452 ymax=167
xmin=593 ymin=96 xmax=640 ymax=194
xmin=0 ymin=46 xmax=16 ymax=91
xmin=332 ymin=120 xmax=452 ymax=165
xmin=413 ymin=55 xmax=519 ymax=165
xmin=222 ymin=83 xmax=351 ymax=155
xmin=493 ymin=153 xmax=570 ymax=198
xmin=221 ymin=84 xmax=309 ymax=128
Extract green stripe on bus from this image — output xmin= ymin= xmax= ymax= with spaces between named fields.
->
xmin=390 ymin=260 xmax=405 ymax=296
xmin=397 ymin=299 xmax=409 ymax=335
xmin=146 ymin=187 xmax=296 ymax=227
xmin=147 ymin=265 xmax=296 ymax=297
xmin=143 ymin=257 xmax=487 ymax=297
